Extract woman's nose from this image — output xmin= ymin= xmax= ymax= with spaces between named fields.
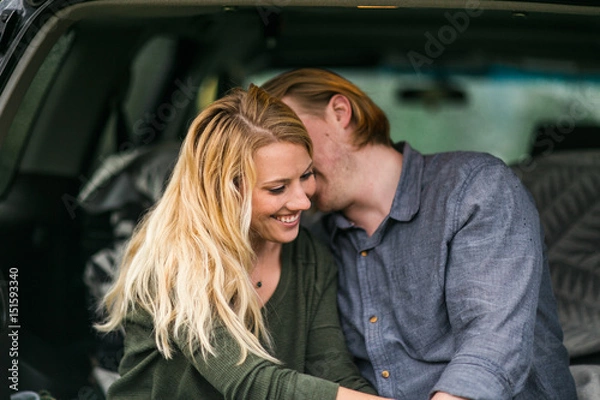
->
xmin=288 ymin=185 xmax=312 ymax=211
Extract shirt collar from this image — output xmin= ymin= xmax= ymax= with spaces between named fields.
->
xmin=326 ymin=142 xmax=423 ymax=236
xmin=389 ymin=141 xmax=423 ymax=222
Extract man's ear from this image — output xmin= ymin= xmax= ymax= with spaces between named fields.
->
xmin=328 ymin=94 xmax=353 ymax=129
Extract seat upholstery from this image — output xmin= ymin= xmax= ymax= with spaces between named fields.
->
xmin=514 ymin=150 xmax=600 ymax=359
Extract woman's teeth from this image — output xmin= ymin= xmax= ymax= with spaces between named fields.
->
xmin=276 ymin=214 xmax=299 ymax=223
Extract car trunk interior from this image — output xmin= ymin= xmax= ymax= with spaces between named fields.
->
xmin=0 ymin=1 xmax=599 ymax=398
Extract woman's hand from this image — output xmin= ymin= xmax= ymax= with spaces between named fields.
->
xmin=431 ymin=392 xmax=469 ymax=400
xmin=336 ymin=386 xmax=395 ymax=400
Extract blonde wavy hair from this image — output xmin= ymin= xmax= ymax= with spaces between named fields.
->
xmin=262 ymin=68 xmax=391 ymax=148
xmin=96 ymin=84 xmax=312 ymax=364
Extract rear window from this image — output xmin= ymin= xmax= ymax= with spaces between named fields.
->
xmin=250 ymin=67 xmax=600 ymax=164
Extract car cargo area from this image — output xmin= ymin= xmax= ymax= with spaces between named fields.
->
xmin=0 ymin=1 xmax=599 ymax=398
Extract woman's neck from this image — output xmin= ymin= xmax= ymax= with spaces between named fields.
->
xmin=251 ymin=238 xmax=282 ymax=305
xmin=252 ymin=237 xmax=282 ymax=260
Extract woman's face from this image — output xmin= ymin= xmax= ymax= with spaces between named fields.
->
xmin=251 ymin=141 xmax=315 ymax=245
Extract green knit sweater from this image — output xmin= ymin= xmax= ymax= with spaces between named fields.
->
xmin=108 ymin=228 xmax=377 ymax=399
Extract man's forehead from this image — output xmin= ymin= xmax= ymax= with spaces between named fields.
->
xmin=281 ymin=95 xmax=326 ymax=122
xmin=280 ymin=95 xmax=299 ymax=110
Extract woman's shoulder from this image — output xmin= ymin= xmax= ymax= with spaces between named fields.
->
xmin=121 ymin=306 xmax=154 ymax=331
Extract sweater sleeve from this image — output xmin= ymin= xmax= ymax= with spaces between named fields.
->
xmin=177 ymin=322 xmax=340 ymax=400
xmin=304 ymin=236 xmax=379 ymax=395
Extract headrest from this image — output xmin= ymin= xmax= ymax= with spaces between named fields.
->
xmin=530 ymin=123 xmax=600 ymax=157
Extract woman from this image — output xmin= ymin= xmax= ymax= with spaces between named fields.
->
xmin=97 ymin=85 xmax=389 ymax=400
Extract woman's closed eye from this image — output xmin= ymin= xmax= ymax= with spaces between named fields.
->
xmin=266 ymin=170 xmax=313 ymax=194
xmin=268 ymin=186 xmax=286 ymax=194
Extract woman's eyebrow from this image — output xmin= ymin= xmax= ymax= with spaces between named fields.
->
xmin=262 ymin=177 xmax=290 ymax=186
xmin=261 ymin=162 xmax=313 ymax=186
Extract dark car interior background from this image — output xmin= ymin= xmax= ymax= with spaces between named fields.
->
xmin=0 ymin=1 xmax=599 ymax=399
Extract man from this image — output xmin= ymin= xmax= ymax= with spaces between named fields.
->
xmin=262 ymin=69 xmax=577 ymax=400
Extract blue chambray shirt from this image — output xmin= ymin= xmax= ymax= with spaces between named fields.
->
xmin=323 ymin=143 xmax=576 ymax=400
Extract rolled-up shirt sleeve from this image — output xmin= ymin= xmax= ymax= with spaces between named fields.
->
xmin=431 ymin=162 xmax=544 ymax=399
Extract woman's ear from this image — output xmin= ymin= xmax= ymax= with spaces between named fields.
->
xmin=328 ymin=94 xmax=353 ymax=129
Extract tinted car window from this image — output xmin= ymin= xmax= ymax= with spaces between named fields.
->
xmin=0 ymin=31 xmax=74 ymax=197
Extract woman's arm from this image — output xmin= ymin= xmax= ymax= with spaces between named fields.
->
xmin=431 ymin=392 xmax=468 ymax=400
xmin=180 ymin=324 xmax=392 ymax=400
xmin=338 ymin=387 xmax=393 ymax=400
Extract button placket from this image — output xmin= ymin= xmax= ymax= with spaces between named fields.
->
xmin=357 ymin=246 xmax=393 ymax=393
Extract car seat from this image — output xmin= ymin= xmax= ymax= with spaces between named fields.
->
xmin=78 ymin=141 xmax=180 ymax=395
xmin=513 ymin=123 xmax=600 ymax=400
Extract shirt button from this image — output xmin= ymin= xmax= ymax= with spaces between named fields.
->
xmin=381 ymin=370 xmax=390 ymax=379
xmin=360 ymin=250 xmax=368 ymax=257
xmin=369 ymin=315 xmax=378 ymax=323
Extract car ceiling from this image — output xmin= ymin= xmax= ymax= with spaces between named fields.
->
xmin=69 ymin=2 xmax=600 ymax=70
xmin=4 ymin=1 xmax=600 ymax=80
xmin=54 ymin=3 xmax=600 ymax=82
